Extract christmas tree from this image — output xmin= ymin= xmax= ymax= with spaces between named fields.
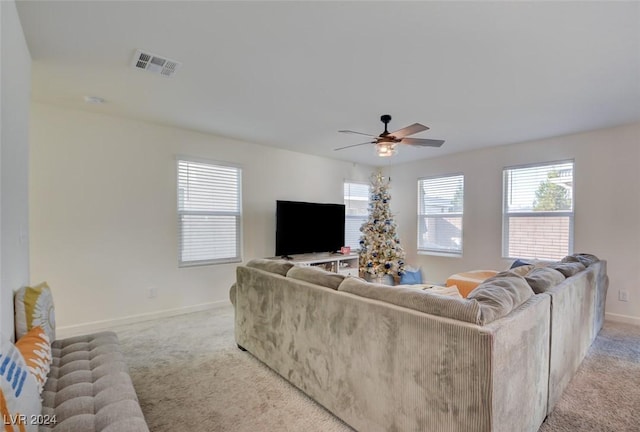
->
xmin=359 ymin=171 xmax=406 ymax=281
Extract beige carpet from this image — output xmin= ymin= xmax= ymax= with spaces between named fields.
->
xmin=114 ymin=305 xmax=640 ymax=432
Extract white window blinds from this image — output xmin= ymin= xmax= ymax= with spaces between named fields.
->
xmin=502 ymin=160 xmax=574 ymax=260
xmin=344 ymin=182 xmax=370 ymax=250
xmin=418 ymin=174 xmax=464 ymax=255
xmin=177 ymin=159 xmax=242 ymax=266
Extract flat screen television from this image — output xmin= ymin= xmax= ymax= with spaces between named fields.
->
xmin=276 ymin=200 xmax=345 ymax=257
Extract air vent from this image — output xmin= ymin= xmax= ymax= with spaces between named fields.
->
xmin=131 ymin=49 xmax=181 ymax=78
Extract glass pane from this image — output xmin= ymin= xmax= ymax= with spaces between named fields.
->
xmin=419 ymin=175 xmax=464 ymax=214
xmin=507 ymin=215 xmax=570 ymax=260
xmin=178 ymin=161 xmax=240 ymax=212
xmin=344 ymin=182 xmax=370 ymax=216
xmin=418 ymin=215 xmax=462 ymax=253
xmin=505 ymin=162 xmax=573 ymax=213
xmin=345 ymin=216 xmax=366 ymax=250
xmin=418 ymin=174 xmax=464 ymax=254
xmin=180 ymin=214 xmax=238 ymax=262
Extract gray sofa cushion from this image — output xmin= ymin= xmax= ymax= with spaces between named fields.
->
xmin=467 ymin=271 xmax=534 ymax=325
xmin=246 ymin=258 xmax=294 ymax=276
xmin=286 ymin=266 xmax=346 ymax=290
xmin=547 ymin=262 xmax=586 ymax=278
xmin=525 ymin=267 xmax=566 ymax=294
xmin=338 ymin=277 xmax=481 ymax=324
xmin=41 ymin=332 xmax=149 ymax=432
xmin=510 ymin=264 xmax=535 ymax=277
xmin=561 ymin=253 xmax=600 ymax=267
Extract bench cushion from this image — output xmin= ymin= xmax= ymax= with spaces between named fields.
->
xmin=40 ymin=332 xmax=149 ymax=432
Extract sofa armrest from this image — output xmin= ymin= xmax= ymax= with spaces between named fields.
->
xmin=545 ymin=265 xmax=598 ymax=414
xmin=484 ymin=294 xmax=550 ymax=432
xmin=229 ymin=283 xmax=237 ymax=306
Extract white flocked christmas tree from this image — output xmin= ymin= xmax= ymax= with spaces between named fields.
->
xmin=359 ymin=171 xmax=406 ymax=282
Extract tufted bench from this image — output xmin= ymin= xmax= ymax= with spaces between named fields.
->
xmin=40 ymin=332 xmax=149 ymax=432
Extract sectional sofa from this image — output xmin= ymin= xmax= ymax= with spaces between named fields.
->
xmin=230 ymin=254 xmax=607 ymax=432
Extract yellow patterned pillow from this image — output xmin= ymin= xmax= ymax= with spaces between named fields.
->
xmin=15 ymin=326 xmax=52 ymax=394
xmin=14 ymin=282 xmax=56 ymax=343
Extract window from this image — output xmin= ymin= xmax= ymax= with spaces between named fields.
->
xmin=344 ymin=181 xmax=370 ymax=250
xmin=417 ymin=174 xmax=464 ymax=255
xmin=177 ymin=158 xmax=242 ymax=266
xmin=502 ymin=160 xmax=574 ymax=260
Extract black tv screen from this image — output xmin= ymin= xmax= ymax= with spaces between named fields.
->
xmin=276 ymin=200 xmax=345 ymax=257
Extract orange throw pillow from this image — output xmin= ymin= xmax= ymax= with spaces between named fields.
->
xmin=15 ymin=326 xmax=52 ymax=394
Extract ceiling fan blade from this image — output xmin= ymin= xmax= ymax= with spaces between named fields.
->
xmin=389 ymin=123 xmax=429 ymax=139
xmin=338 ymin=130 xmax=376 ymax=137
xmin=333 ymin=141 xmax=375 ymax=151
xmin=401 ymin=138 xmax=445 ymax=147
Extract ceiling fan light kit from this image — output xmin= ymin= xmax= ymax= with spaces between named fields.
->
xmin=335 ymin=114 xmax=445 ymax=157
xmin=376 ymin=142 xmax=397 ymax=157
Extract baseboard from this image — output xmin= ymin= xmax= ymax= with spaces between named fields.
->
xmin=56 ymin=300 xmax=231 ymax=339
xmin=605 ymin=312 xmax=640 ymax=326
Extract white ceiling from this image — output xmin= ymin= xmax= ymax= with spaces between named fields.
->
xmin=16 ymin=1 xmax=640 ymax=167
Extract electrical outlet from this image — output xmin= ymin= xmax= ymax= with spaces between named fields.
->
xmin=148 ymin=287 xmax=157 ymax=299
xmin=618 ymin=290 xmax=629 ymax=302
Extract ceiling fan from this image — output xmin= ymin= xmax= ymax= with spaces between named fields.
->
xmin=335 ymin=114 xmax=444 ymax=157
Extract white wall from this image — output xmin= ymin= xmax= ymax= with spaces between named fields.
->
xmin=1 ymin=0 xmax=32 ymax=339
xmin=29 ymin=103 xmax=372 ymax=330
xmin=388 ymin=122 xmax=640 ymax=323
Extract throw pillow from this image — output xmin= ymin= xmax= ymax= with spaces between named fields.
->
xmin=15 ymin=282 xmax=56 ymax=343
xmin=509 ymin=259 xmax=531 ymax=269
xmin=0 ymin=335 xmax=42 ymax=432
xmin=399 ymin=267 xmax=423 ymax=285
xmin=14 ymin=326 xmax=52 ymax=394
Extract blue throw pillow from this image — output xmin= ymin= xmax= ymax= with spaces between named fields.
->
xmin=510 ymin=259 xmax=531 ymax=269
xmin=400 ymin=267 xmax=423 ymax=285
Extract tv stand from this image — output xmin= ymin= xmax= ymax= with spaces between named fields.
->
xmin=280 ymin=252 xmax=359 ymax=277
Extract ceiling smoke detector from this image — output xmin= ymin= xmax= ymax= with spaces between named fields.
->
xmin=131 ymin=49 xmax=181 ymax=78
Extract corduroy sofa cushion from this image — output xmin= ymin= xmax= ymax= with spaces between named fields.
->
xmin=525 ymin=267 xmax=566 ymax=294
xmin=467 ymin=271 xmax=534 ymax=325
xmin=561 ymin=253 xmax=600 ymax=268
xmin=338 ymin=277 xmax=482 ymax=324
xmin=286 ymin=266 xmax=346 ymax=290
xmin=547 ymin=262 xmax=586 ymax=278
xmin=246 ymin=259 xmax=295 ymax=276
xmin=40 ymin=332 xmax=149 ymax=432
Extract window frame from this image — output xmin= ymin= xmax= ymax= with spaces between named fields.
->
xmin=176 ymin=156 xmax=242 ymax=267
xmin=343 ymin=180 xmax=370 ymax=251
xmin=502 ymin=159 xmax=574 ymax=260
xmin=417 ymin=172 xmax=465 ymax=257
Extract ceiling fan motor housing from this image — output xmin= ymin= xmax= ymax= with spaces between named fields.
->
xmin=380 ymin=114 xmax=392 ymax=136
